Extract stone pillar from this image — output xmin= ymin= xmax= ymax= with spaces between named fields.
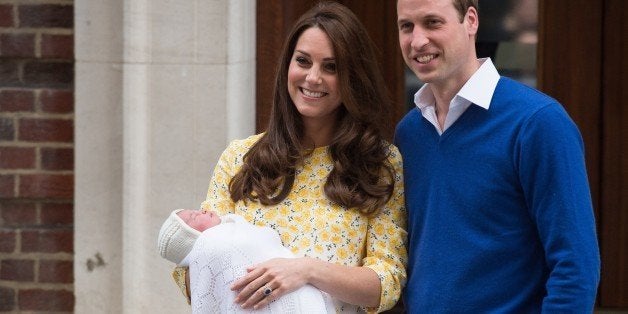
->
xmin=74 ymin=0 xmax=255 ymax=312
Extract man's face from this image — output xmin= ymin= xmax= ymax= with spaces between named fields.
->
xmin=397 ymin=0 xmax=479 ymax=87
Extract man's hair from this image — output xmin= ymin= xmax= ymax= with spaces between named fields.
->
xmin=453 ymin=0 xmax=478 ymax=22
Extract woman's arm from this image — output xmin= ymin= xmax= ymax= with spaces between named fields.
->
xmin=305 ymin=257 xmax=382 ymax=306
xmin=171 ymin=266 xmax=191 ymax=304
xmin=185 ymin=269 xmax=191 ymax=296
xmin=306 ymin=258 xmax=382 ymax=307
xmin=361 ymin=146 xmax=408 ymax=311
xmin=231 ymin=257 xmax=381 ymax=310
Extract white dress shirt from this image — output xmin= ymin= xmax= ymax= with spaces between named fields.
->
xmin=414 ymin=58 xmax=500 ymax=135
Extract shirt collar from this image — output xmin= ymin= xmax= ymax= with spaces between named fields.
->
xmin=414 ymin=58 xmax=500 ymax=110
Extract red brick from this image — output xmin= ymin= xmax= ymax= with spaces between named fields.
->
xmin=22 ymin=61 xmax=74 ymax=86
xmin=41 ymin=34 xmax=73 ymax=59
xmin=18 ymin=5 xmax=73 ymax=28
xmin=19 ymin=174 xmax=73 ymax=199
xmin=0 ymin=33 xmax=35 ymax=58
xmin=0 ymin=61 xmax=20 ymax=85
xmin=40 ymin=89 xmax=73 ymax=113
xmin=0 ymin=286 xmax=16 ymax=311
xmin=0 ymin=231 xmax=16 ymax=252
xmin=41 ymin=147 xmax=73 ymax=171
xmin=0 ymin=5 xmax=13 ymax=28
xmin=0 ymin=89 xmax=35 ymax=112
xmin=0 ymin=118 xmax=14 ymax=141
xmin=18 ymin=289 xmax=74 ymax=311
xmin=18 ymin=118 xmax=73 ymax=142
xmin=38 ymin=260 xmax=73 ymax=283
xmin=0 ymin=259 xmax=34 ymax=282
xmin=0 ymin=201 xmax=36 ymax=226
xmin=0 ymin=147 xmax=36 ymax=169
xmin=40 ymin=202 xmax=73 ymax=226
xmin=20 ymin=229 xmax=73 ymax=253
xmin=0 ymin=175 xmax=15 ymax=198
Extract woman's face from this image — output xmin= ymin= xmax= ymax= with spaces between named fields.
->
xmin=287 ymin=27 xmax=342 ymax=128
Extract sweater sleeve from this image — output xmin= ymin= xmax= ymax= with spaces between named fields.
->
xmin=517 ymin=104 xmax=600 ymax=312
xmin=362 ymin=146 xmax=408 ymax=312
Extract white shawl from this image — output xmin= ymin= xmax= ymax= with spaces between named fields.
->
xmin=182 ymin=214 xmax=336 ymax=313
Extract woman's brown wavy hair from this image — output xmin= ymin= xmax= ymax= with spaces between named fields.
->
xmin=229 ymin=1 xmax=394 ymax=215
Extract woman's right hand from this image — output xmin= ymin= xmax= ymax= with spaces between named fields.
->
xmin=231 ymin=257 xmax=312 ymax=310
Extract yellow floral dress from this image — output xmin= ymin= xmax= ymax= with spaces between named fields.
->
xmin=173 ymin=133 xmax=407 ymax=313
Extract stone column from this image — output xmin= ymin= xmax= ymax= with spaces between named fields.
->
xmin=74 ymin=0 xmax=255 ymax=312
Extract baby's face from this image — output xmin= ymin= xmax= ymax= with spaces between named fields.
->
xmin=177 ymin=209 xmax=221 ymax=232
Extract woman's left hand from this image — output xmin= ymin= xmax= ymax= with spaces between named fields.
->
xmin=231 ymin=257 xmax=312 ymax=310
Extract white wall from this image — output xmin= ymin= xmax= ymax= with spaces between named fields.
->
xmin=74 ymin=0 xmax=255 ymax=312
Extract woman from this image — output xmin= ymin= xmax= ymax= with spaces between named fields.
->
xmin=172 ymin=2 xmax=406 ymax=312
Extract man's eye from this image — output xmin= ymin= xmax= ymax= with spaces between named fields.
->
xmin=426 ymin=19 xmax=442 ymax=28
xmin=399 ymin=22 xmax=413 ymax=32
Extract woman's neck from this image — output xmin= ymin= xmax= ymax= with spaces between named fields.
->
xmin=302 ymin=120 xmax=336 ymax=148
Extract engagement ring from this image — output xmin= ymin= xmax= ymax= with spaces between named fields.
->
xmin=263 ymin=286 xmax=272 ymax=296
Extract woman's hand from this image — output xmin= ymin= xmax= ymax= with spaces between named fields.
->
xmin=231 ymin=257 xmax=312 ymax=310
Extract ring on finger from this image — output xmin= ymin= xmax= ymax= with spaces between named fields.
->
xmin=263 ymin=286 xmax=272 ymax=296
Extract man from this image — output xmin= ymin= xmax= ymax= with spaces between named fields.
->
xmin=394 ymin=0 xmax=600 ymax=312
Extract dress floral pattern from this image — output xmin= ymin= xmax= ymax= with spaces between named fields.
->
xmin=174 ymin=133 xmax=407 ymax=313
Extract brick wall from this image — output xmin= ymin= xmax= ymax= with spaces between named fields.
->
xmin=0 ymin=0 xmax=74 ymax=312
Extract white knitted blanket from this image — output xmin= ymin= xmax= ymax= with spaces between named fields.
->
xmin=182 ymin=214 xmax=336 ymax=313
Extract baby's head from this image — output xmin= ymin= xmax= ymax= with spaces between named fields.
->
xmin=177 ymin=209 xmax=221 ymax=231
xmin=157 ymin=209 xmax=221 ymax=264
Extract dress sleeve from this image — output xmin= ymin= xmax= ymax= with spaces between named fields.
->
xmin=171 ymin=266 xmax=191 ymax=304
xmin=199 ymin=138 xmax=244 ymax=215
xmin=362 ymin=146 xmax=408 ymax=312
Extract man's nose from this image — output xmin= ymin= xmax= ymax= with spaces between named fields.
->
xmin=411 ymin=28 xmax=429 ymax=50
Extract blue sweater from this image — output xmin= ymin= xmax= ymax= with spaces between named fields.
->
xmin=395 ymin=77 xmax=600 ymax=313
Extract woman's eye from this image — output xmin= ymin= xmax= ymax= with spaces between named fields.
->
xmin=296 ymin=56 xmax=309 ymax=65
xmin=324 ymin=63 xmax=336 ymax=73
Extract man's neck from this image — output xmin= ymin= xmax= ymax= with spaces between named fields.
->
xmin=429 ymin=84 xmax=458 ymax=130
xmin=429 ymin=58 xmax=481 ymax=129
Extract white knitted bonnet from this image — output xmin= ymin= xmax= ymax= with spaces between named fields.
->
xmin=157 ymin=209 xmax=202 ymax=264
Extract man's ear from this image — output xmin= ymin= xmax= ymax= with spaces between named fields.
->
xmin=465 ymin=6 xmax=479 ymax=37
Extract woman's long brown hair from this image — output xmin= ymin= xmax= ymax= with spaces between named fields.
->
xmin=229 ymin=1 xmax=394 ymax=215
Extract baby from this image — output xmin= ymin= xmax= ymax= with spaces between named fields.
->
xmin=157 ymin=209 xmax=335 ymax=313
xmin=157 ymin=209 xmax=222 ymax=264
